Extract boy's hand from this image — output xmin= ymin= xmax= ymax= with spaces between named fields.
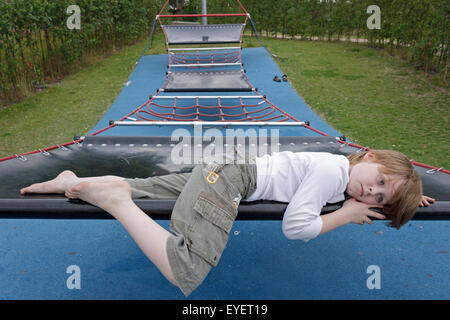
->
xmin=342 ymin=198 xmax=386 ymax=225
xmin=419 ymin=195 xmax=435 ymax=207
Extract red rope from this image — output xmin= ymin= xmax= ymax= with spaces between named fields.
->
xmin=158 ymin=0 xmax=170 ymax=15
xmin=135 ymin=99 xmax=283 ymax=122
xmin=235 ymin=0 xmax=248 ymax=13
xmin=0 ymin=94 xmax=162 ymax=163
xmin=302 ymin=123 xmax=450 ymax=174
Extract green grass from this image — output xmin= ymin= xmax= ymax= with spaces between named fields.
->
xmin=0 ymin=33 xmax=449 ymax=169
xmin=0 ymin=38 xmax=150 ymax=158
xmin=254 ymin=37 xmax=449 ymax=168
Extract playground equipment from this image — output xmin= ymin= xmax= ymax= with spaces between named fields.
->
xmin=0 ymin=0 xmax=448 ymax=220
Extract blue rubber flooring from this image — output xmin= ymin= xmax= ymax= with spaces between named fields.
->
xmin=0 ymin=48 xmax=448 ymax=300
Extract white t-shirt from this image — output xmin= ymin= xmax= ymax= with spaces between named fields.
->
xmin=245 ymin=151 xmax=350 ymax=242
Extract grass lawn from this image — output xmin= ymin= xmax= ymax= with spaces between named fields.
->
xmin=0 ymin=32 xmax=448 ymax=169
xmin=0 ymin=38 xmax=152 ymax=158
xmin=247 ymin=36 xmax=449 ymax=168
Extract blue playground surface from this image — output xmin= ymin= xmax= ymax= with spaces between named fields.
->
xmin=0 ymin=47 xmax=448 ymax=300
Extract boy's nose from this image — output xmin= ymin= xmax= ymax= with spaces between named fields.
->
xmin=368 ymin=185 xmax=381 ymax=195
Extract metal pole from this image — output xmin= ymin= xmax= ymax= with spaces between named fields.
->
xmin=201 ymin=0 xmax=207 ymax=25
xmin=114 ymin=121 xmax=306 ymax=127
xmin=149 ymin=95 xmax=261 ymax=99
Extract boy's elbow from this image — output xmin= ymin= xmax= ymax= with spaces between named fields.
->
xmin=282 ymin=227 xmax=297 ymax=240
xmin=282 ymin=223 xmax=312 ymax=242
xmin=282 ymin=217 xmax=322 ymax=242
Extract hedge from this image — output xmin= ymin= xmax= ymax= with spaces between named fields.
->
xmin=242 ymin=0 xmax=449 ymax=79
xmin=0 ymin=0 xmax=162 ymax=104
xmin=0 ymin=0 xmax=448 ymax=105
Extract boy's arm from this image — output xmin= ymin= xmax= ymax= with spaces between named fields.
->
xmin=319 ymin=198 xmax=386 ymax=236
xmin=320 ymin=195 xmax=435 ymax=235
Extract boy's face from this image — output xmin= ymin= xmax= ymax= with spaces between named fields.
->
xmin=346 ymin=158 xmax=403 ymax=206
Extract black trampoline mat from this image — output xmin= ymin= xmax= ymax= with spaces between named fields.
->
xmin=0 ymin=136 xmax=449 ymax=219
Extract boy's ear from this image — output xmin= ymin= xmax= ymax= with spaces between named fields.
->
xmin=363 ymin=152 xmax=375 ymax=161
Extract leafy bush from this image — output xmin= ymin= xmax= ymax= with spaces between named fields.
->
xmin=242 ymin=0 xmax=448 ymax=79
xmin=0 ymin=0 xmax=160 ymax=104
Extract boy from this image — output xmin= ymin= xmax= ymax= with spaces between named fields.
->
xmin=20 ymin=149 xmax=434 ymax=296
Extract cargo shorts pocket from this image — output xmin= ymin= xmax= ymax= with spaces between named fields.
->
xmin=188 ymin=191 xmax=236 ymax=266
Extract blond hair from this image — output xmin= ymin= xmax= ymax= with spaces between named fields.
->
xmin=347 ymin=150 xmax=422 ymax=229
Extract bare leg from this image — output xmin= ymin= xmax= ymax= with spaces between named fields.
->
xmin=20 ymin=170 xmax=123 ymax=195
xmin=65 ymin=180 xmax=178 ymax=288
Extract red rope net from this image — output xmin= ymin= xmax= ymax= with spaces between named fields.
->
xmin=132 ymin=96 xmax=300 ymax=123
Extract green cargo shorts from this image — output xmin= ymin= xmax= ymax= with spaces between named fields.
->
xmin=125 ymin=149 xmax=257 ymax=296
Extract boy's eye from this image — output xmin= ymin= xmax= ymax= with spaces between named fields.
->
xmin=378 ymin=177 xmax=385 ymax=185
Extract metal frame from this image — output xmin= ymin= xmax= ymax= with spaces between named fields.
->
xmin=114 ymin=120 xmax=306 ymax=126
xmin=160 ymin=88 xmax=255 ymax=92
xmin=170 ymin=62 xmax=241 ymax=67
xmin=150 ymin=95 xmax=262 ymax=99
xmin=168 ymin=46 xmax=241 ymax=51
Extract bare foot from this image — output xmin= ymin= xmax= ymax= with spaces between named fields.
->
xmin=65 ymin=180 xmax=132 ymax=211
xmin=20 ymin=170 xmax=79 ymax=195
